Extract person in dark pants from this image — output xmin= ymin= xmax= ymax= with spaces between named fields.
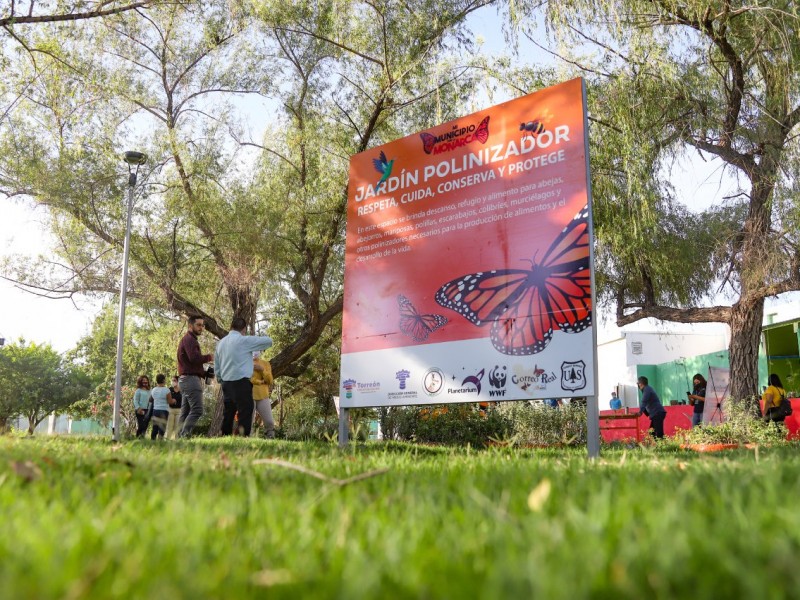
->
xmin=133 ymin=375 xmax=152 ymax=438
xmin=177 ymin=315 xmax=214 ymax=438
xmin=166 ymin=375 xmax=183 ymax=440
xmin=637 ymin=376 xmax=667 ymax=439
xmin=214 ymin=317 xmax=273 ymax=437
xmin=687 ymin=373 xmax=707 ymax=427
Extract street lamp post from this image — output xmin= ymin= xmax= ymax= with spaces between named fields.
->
xmin=112 ymin=151 xmax=147 ymax=442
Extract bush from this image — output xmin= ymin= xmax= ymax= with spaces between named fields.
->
xmin=496 ymin=401 xmax=588 ymax=446
xmin=378 ymin=404 xmax=512 ymax=448
xmin=675 ymin=396 xmax=787 ymax=445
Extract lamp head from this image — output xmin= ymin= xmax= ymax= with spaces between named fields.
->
xmin=123 ymin=151 xmax=147 ymax=166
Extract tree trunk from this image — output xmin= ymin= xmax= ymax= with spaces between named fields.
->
xmin=728 ymin=297 xmax=764 ymax=410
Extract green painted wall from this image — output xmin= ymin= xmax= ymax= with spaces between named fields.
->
xmin=635 ymin=342 xmax=770 ymax=405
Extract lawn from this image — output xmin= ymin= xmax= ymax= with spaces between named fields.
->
xmin=1 ymin=436 xmax=798 ymax=599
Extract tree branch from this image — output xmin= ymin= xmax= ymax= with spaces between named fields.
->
xmin=0 ymin=2 xmax=151 ymax=26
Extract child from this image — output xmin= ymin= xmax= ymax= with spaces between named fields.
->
xmin=149 ymin=374 xmax=173 ymax=440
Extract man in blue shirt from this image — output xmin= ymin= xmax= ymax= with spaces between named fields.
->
xmin=637 ymin=376 xmax=667 ymax=439
xmin=214 ymin=317 xmax=273 ymax=437
xmin=609 ymin=391 xmax=622 ymax=410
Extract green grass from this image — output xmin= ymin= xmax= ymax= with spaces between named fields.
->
xmin=1 ymin=436 xmax=799 ymax=599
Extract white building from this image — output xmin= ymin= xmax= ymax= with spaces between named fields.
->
xmin=596 ymin=323 xmax=730 ymax=410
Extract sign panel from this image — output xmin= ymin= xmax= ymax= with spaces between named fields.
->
xmin=340 ymin=78 xmax=595 ymax=407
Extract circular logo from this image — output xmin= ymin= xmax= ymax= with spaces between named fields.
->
xmin=423 ymin=368 xmax=444 ymax=396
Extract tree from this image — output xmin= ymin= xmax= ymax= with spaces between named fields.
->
xmin=0 ymin=339 xmax=92 ymax=434
xmin=520 ymin=0 xmax=800 ymax=401
xmin=1 ymin=0 xmax=496 ymax=388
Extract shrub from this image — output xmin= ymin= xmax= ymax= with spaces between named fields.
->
xmin=675 ymin=396 xmax=787 ymax=445
xmin=496 ymin=401 xmax=588 ymax=446
xmin=378 ymin=404 xmax=512 ymax=448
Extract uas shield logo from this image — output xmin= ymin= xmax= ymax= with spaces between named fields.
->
xmin=342 ymin=378 xmax=356 ymax=399
xmin=560 ymin=361 xmax=587 ymax=391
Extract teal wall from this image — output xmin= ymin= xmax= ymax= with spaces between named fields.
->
xmin=70 ymin=419 xmax=111 ymax=435
xmin=635 ymin=344 xmax=769 ymax=406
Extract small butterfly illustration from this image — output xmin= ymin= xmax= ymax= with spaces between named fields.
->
xmin=420 ymin=132 xmax=437 ymax=154
xmin=473 ymin=115 xmax=490 ymax=144
xmin=435 ymin=206 xmax=591 ymax=356
xmin=398 ymin=294 xmax=448 ymax=342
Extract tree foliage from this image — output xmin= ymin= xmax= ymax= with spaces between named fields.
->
xmin=1 ymin=0 xmax=495 ymax=417
xmin=513 ymin=0 xmax=800 ymax=400
xmin=0 ymin=339 xmax=92 ymax=434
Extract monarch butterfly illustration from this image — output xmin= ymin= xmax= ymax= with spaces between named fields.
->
xmin=434 ymin=206 xmax=591 ymax=356
xmin=397 ymin=294 xmax=448 ymax=342
xmin=473 ymin=115 xmax=490 ymax=144
xmin=419 ymin=116 xmax=490 ymax=154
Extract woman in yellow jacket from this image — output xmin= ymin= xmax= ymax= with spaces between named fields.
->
xmin=251 ymin=352 xmax=275 ymax=438
xmin=762 ymin=373 xmax=789 ymax=424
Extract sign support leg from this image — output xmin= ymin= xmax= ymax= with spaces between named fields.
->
xmin=338 ymin=407 xmax=349 ymax=448
xmin=587 ymin=395 xmax=600 ymax=458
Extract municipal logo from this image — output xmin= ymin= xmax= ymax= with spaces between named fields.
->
xmin=422 ymin=368 xmax=445 ymax=396
xmin=396 ymin=369 xmax=411 ymax=390
xmin=560 ymin=361 xmax=587 ymax=391
xmin=342 ymin=378 xmax=356 ymax=399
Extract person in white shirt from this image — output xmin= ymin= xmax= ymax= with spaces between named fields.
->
xmin=214 ymin=317 xmax=273 ymax=436
xmin=149 ymin=374 xmax=172 ymax=440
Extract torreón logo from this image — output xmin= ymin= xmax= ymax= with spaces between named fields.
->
xmin=342 ymin=378 xmax=356 ymax=399
xmin=488 ymin=365 xmax=508 ymax=398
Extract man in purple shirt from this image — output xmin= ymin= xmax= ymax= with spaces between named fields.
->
xmin=177 ymin=315 xmax=214 ymax=438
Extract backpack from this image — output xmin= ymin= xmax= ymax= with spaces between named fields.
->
xmin=778 ymin=391 xmax=793 ymax=417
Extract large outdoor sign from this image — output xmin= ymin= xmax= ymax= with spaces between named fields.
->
xmin=340 ymin=78 xmax=595 ymax=408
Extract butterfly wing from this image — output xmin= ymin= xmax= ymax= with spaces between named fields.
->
xmin=398 ymin=295 xmax=448 ymax=342
xmin=435 ymin=269 xmax=532 ymax=326
xmin=420 ymin=132 xmax=436 ymax=154
xmin=474 ymin=116 xmax=490 ymax=144
xmin=538 ymin=205 xmax=592 ymax=332
xmin=489 ymin=283 xmax=556 ymax=355
xmin=435 ymin=206 xmax=591 ymax=356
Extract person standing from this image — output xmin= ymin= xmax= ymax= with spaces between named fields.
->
xmin=637 ymin=376 xmax=667 ymax=439
xmin=177 ymin=315 xmax=214 ymax=438
xmin=609 ymin=391 xmax=622 ymax=410
xmin=214 ymin=317 xmax=273 ymax=437
xmin=686 ymin=373 xmax=707 ymax=427
xmin=251 ymin=352 xmax=275 ymax=439
xmin=762 ymin=373 xmax=789 ymax=424
xmin=166 ymin=375 xmax=182 ymax=440
xmin=133 ymin=375 xmax=152 ymax=438
xmin=150 ymin=374 xmax=172 ymax=440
